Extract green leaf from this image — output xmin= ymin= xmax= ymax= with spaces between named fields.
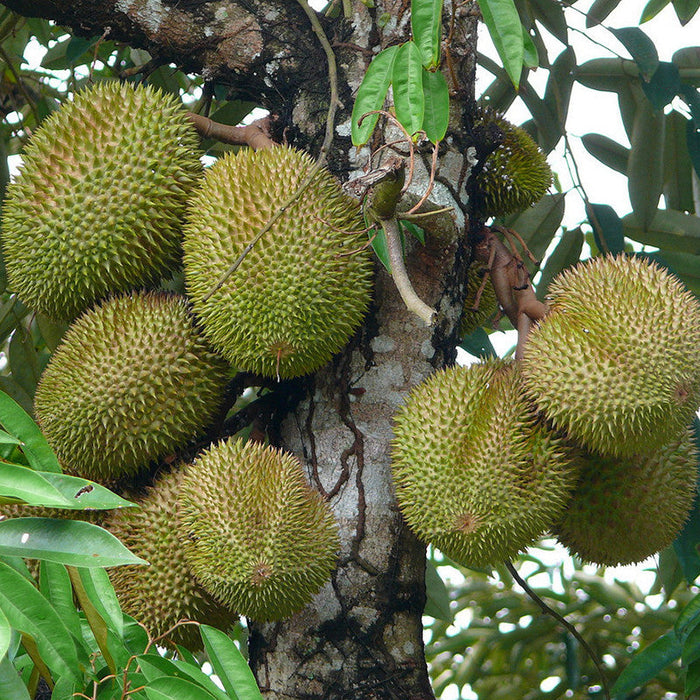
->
xmin=39 ymin=562 xmax=83 ymax=643
xmin=622 ymin=209 xmax=700 ymax=254
xmin=610 ymin=27 xmax=659 ymax=81
xmin=521 ymin=25 xmax=538 ymax=69
xmin=647 ymin=250 xmax=700 ymax=295
xmin=518 ymin=80 xmax=561 ymax=152
xmin=424 ymin=561 xmax=452 ymax=621
xmin=72 ymin=567 xmax=124 ymax=638
xmin=0 ymin=392 xmax=60 ymax=473
xmin=200 ymin=624 xmax=263 ymax=700
xmin=145 ymin=676 xmax=218 ymax=700
xmin=399 ymin=219 xmax=426 ymax=244
xmin=502 ymin=193 xmax=566 ymax=262
xmin=683 ymin=618 xmax=700 ymax=666
xmin=688 ymin=116 xmax=700 ymax=180
xmin=586 ymin=203 xmax=625 ymax=255
xmin=411 ymin=0 xmax=443 ymax=69
xmin=674 ymin=424 xmax=700 ymax=583
xmin=369 ymin=224 xmax=391 ymax=272
xmin=640 ymin=0 xmax=672 ymax=22
xmin=477 ymin=0 xmax=524 ymax=88
xmin=664 ymin=110 xmax=696 ymax=212
xmin=536 ymin=228 xmax=584 ymax=300
xmin=581 ymin=133 xmax=629 ymax=175
xmin=35 ymin=314 xmax=67 ymax=354
xmin=543 ymin=47 xmax=576 ymax=133
xmin=611 ymin=631 xmax=682 ymax=697
xmin=351 ymin=45 xmax=399 ymax=146
xmin=0 ymin=654 xmax=31 ymax=699
xmin=459 ymin=327 xmax=498 ymax=359
xmin=673 ymin=0 xmax=700 ymax=24
xmin=137 ymin=655 xmax=229 ymax=700
xmin=586 ymin=0 xmax=623 ymax=27
xmin=0 ymin=431 xmax=20 ymax=446
xmin=392 ymin=41 xmax=425 ymax=136
xmin=0 ymin=518 xmax=148 ymax=567
xmin=421 ymin=68 xmax=449 ymax=143
xmin=39 ymin=472 xmax=136 ymax=511
xmin=528 ymin=0 xmax=567 ymax=44
xmin=0 ymin=560 xmax=83 ymax=683
xmin=575 ymin=57 xmax=639 ymax=93
xmin=628 ymin=101 xmax=665 ymax=229
xmin=642 ymin=62 xmax=682 ymax=110
xmin=687 ymin=657 xmax=700 ymax=695
xmin=0 ymin=606 xmax=10 ymax=662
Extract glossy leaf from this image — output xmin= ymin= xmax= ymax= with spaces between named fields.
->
xmin=459 ymin=327 xmax=498 ymax=359
xmin=400 ymin=219 xmax=426 ymax=244
xmin=640 ymin=0 xmax=672 ymax=21
xmin=0 ymin=606 xmax=10 ymax=662
xmin=0 ymin=560 xmax=82 ymax=682
xmin=351 ymin=45 xmax=399 ymax=146
xmin=628 ymin=101 xmax=665 ymax=229
xmin=425 ymin=561 xmax=452 ymax=621
xmin=411 ymin=0 xmax=443 ymax=70
xmin=622 ymin=208 xmax=700 ymax=253
xmin=0 ymin=518 xmax=148 ymax=567
xmin=586 ymin=0 xmax=622 ymax=26
xmin=144 ymin=676 xmax=218 ymax=700
xmin=137 ymin=655 xmax=229 ymax=700
xmin=0 ymin=654 xmax=31 ymax=700
xmin=610 ymin=27 xmax=658 ymax=81
xmin=39 ymin=472 xmax=135 ymax=510
xmin=72 ymin=567 xmax=123 ymax=638
xmin=536 ymin=228 xmax=584 ymax=300
xmin=686 ymin=657 xmax=700 ymax=695
xmin=586 ymin=203 xmax=625 ymax=255
xmin=200 ymin=624 xmax=264 ymax=700
xmin=673 ymin=0 xmax=700 ymax=24
xmin=611 ymin=631 xmax=682 ymax=697
xmin=39 ymin=562 xmax=82 ymax=643
xmin=0 ymin=392 xmax=60 ymax=473
xmin=581 ymin=133 xmax=629 ymax=175
xmin=421 ymin=68 xmax=449 ymax=143
xmin=392 ymin=41 xmax=425 ymax=136
xmin=477 ymin=0 xmax=524 ymax=88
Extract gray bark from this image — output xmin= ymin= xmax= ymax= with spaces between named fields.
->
xmin=2 ymin=1 xmax=479 ymax=696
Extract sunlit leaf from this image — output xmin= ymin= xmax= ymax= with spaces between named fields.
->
xmin=610 ymin=27 xmax=658 ymax=81
xmin=138 ymin=655 xmax=229 ymax=700
xmin=392 ymin=41 xmax=425 ymax=136
xmin=0 ymin=518 xmax=147 ymax=567
xmin=611 ymin=631 xmax=681 ymax=697
xmin=145 ymin=676 xmax=218 ymax=700
xmin=628 ymin=101 xmax=665 ymax=229
xmin=351 ymin=45 xmax=399 ymax=146
xmin=200 ymin=624 xmax=264 ymax=699
xmin=477 ymin=0 xmax=524 ymax=88
xmin=411 ymin=0 xmax=443 ymax=69
xmin=420 ymin=68 xmax=449 ymax=143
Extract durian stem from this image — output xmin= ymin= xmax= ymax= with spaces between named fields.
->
xmin=187 ymin=113 xmax=275 ymax=150
xmin=383 ymin=217 xmax=437 ymax=326
xmin=504 ymin=560 xmax=611 ymax=700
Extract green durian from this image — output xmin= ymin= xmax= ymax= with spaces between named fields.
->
xmin=34 ymin=292 xmax=229 ymax=482
xmin=108 ymin=467 xmax=238 ymax=648
xmin=521 ymin=255 xmax=700 ymax=457
xmin=182 ymin=146 xmax=373 ymax=379
xmin=461 ymin=262 xmax=499 ymax=337
xmin=1 ymin=81 xmax=202 ymax=321
xmin=473 ymin=108 xmax=552 ymax=217
xmin=178 ymin=439 xmax=340 ymax=621
xmin=391 ymin=360 xmax=579 ymax=568
xmin=553 ymin=428 xmax=698 ymax=566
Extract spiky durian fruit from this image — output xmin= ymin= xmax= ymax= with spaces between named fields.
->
xmin=34 ymin=292 xmax=229 ymax=483
xmin=521 ymin=255 xmax=700 ymax=457
xmin=391 ymin=360 xmax=579 ymax=567
xmin=178 ymin=439 xmax=340 ymax=621
xmin=1 ymin=81 xmax=202 ymax=321
xmin=182 ymin=146 xmax=373 ymax=379
xmin=461 ymin=263 xmax=499 ymax=337
xmin=108 ymin=467 xmax=237 ymax=649
xmin=473 ymin=108 xmax=552 ymax=217
xmin=553 ymin=428 xmax=698 ymax=566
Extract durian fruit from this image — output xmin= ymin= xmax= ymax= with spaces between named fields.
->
xmin=473 ymin=107 xmax=552 ymax=217
xmin=183 ymin=146 xmax=373 ymax=379
xmin=177 ymin=439 xmax=340 ymax=621
xmin=1 ymin=81 xmax=202 ymax=321
xmin=391 ymin=360 xmax=579 ymax=568
xmin=461 ymin=263 xmax=499 ymax=337
xmin=34 ymin=292 xmax=230 ymax=483
xmin=553 ymin=428 xmax=698 ymax=566
xmin=521 ymin=255 xmax=700 ymax=457
xmin=108 ymin=467 xmax=237 ymax=649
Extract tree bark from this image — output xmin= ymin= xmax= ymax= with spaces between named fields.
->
xmin=2 ymin=1 xmax=479 ymax=697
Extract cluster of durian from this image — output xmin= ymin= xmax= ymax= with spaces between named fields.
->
xmin=0 ymin=81 xmax=368 ymax=637
xmin=392 ymin=254 xmax=700 ymax=569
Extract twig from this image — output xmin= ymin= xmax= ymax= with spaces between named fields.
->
xmin=504 ymin=560 xmax=611 ymax=700
xmin=0 ymin=44 xmax=39 ymax=125
xmin=187 ymin=112 xmax=275 ymax=149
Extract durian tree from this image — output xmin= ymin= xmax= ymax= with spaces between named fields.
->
xmin=1 ymin=1 xmax=700 ymax=699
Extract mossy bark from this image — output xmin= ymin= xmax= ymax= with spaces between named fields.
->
xmin=4 ymin=2 xmax=478 ymax=697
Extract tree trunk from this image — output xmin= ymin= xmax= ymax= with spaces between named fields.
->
xmin=2 ymin=1 xmax=479 ymax=696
